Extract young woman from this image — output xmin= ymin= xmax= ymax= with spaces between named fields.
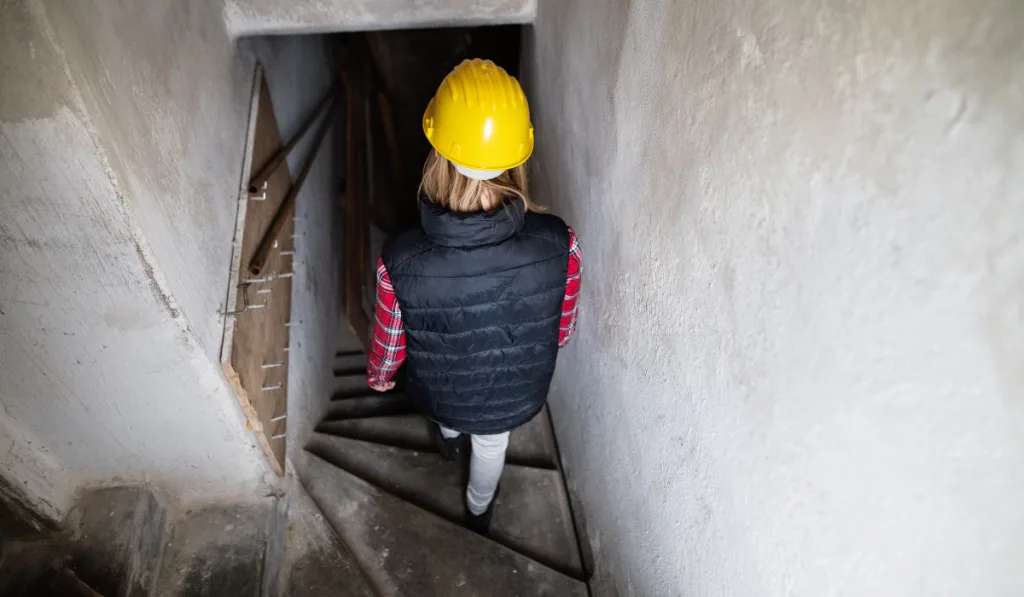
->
xmin=366 ymin=59 xmax=582 ymax=534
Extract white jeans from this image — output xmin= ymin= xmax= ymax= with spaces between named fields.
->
xmin=438 ymin=425 xmax=509 ymax=515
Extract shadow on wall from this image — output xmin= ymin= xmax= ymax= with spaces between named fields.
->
xmin=363 ymin=26 xmax=522 ymax=234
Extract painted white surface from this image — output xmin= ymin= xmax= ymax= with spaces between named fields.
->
xmin=524 ymin=1 xmax=1024 ymax=595
xmin=1 ymin=0 xmax=271 ymax=515
xmin=223 ymin=0 xmax=535 ymax=38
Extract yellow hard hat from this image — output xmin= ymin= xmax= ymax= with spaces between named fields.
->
xmin=422 ymin=59 xmax=534 ymax=177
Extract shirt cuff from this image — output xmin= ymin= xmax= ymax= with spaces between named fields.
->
xmin=366 ymin=370 xmax=389 ymax=386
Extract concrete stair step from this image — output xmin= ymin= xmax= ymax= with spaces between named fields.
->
xmin=333 ymin=351 xmax=367 ymax=377
xmin=307 ymin=434 xmax=583 ymax=578
xmin=331 ymin=377 xmax=407 ymax=401
xmin=303 ymin=453 xmax=588 ymax=597
xmin=316 ymin=410 xmax=558 ymax=469
xmin=279 ymin=477 xmax=376 ymax=597
xmin=332 ymin=371 xmax=407 ymax=400
xmin=66 ymin=486 xmax=166 ymax=597
xmin=8 ymin=566 xmax=105 ymax=597
xmin=324 ymin=394 xmax=416 ymax=420
xmin=330 ymin=352 xmax=409 ymax=398
xmin=331 ymin=373 xmax=370 ymax=399
xmin=152 ymin=500 xmax=273 ymax=597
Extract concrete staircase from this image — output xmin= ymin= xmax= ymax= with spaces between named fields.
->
xmin=285 ymin=350 xmax=589 ymax=596
xmin=0 ymin=350 xmax=589 ymax=596
xmin=0 ymin=486 xmax=274 ymax=597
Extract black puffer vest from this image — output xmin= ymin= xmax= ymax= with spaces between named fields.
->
xmin=382 ymin=197 xmax=570 ymax=434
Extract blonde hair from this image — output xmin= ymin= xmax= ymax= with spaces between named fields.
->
xmin=418 ymin=150 xmax=545 ymax=213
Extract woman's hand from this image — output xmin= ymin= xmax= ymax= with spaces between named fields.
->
xmin=369 ymin=381 xmax=396 ymax=393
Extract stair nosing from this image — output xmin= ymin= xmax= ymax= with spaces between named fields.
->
xmin=333 ymin=368 xmax=368 ymax=378
xmin=303 ymin=449 xmax=587 ymax=584
xmin=330 ymin=390 xmax=405 ymax=402
xmin=314 ymin=417 xmax=559 ymax=470
xmin=323 ymin=397 xmax=417 ymax=422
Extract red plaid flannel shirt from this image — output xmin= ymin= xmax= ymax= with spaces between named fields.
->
xmin=367 ymin=227 xmax=582 ymax=385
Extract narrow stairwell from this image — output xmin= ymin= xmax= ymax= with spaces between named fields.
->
xmin=293 ymin=349 xmax=590 ymax=596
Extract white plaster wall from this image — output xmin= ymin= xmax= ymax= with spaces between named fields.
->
xmin=524 ymin=1 xmax=1024 ymax=595
xmin=224 ymin=0 xmax=535 ymax=38
xmin=1 ymin=0 xmax=271 ymax=516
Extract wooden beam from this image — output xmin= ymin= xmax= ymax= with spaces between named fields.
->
xmin=221 ymin=72 xmax=293 ymax=474
xmin=249 ymin=101 xmax=335 ymax=276
xmin=247 ymin=85 xmax=339 ymax=195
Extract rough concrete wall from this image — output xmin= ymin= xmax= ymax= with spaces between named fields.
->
xmin=0 ymin=411 xmax=68 ymax=520
xmin=1 ymin=0 xmax=271 ymax=516
xmin=41 ymin=0 xmax=256 ymax=360
xmin=238 ymin=34 xmax=351 ymax=470
xmin=524 ymin=1 xmax=1024 ymax=595
xmin=223 ymin=0 xmax=535 ymax=38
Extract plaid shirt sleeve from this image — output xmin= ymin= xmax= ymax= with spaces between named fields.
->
xmin=559 ymin=227 xmax=583 ymax=348
xmin=366 ymin=257 xmax=406 ymax=386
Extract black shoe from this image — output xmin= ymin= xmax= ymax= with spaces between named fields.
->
xmin=464 ymin=489 xmax=498 ymax=536
xmin=430 ymin=422 xmax=460 ymax=461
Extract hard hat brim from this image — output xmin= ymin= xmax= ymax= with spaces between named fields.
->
xmin=453 ymin=163 xmax=506 ymax=180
